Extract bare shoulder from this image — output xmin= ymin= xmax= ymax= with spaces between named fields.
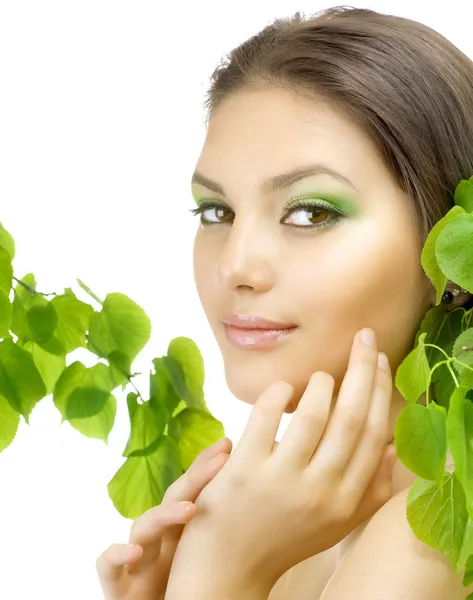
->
xmin=268 ymin=545 xmax=338 ymax=600
xmin=319 ymin=486 xmax=473 ymax=600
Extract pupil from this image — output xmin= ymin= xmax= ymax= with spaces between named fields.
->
xmin=310 ymin=208 xmax=326 ymax=224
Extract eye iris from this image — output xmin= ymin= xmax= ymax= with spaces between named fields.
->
xmin=216 ymin=207 xmax=232 ymax=222
xmin=307 ymin=207 xmax=327 ymax=224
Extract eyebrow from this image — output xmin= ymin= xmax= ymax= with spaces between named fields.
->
xmin=191 ymin=163 xmax=358 ymax=195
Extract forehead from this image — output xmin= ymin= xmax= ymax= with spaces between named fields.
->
xmin=196 ymin=87 xmax=384 ymax=190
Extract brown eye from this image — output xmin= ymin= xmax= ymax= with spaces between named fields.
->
xmin=189 ymin=203 xmax=234 ymax=225
xmin=211 ymin=207 xmax=233 ymax=223
xmin=308 ymin=207 xmax=329 ymax=225
xmin=284 ymin=206 xmax=329 ymax=227
xmin=189 ymin=199 xmax=342 ymax=231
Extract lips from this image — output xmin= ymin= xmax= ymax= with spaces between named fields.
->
xmin=222 ymin=313 xmax=297 ymax=330
xmin=222 ymin=313 xmax=298 ymax=349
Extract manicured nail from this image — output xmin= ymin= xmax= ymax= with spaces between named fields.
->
xmin=377 ymin=352 xmax=390 ymax=372
xmin=360 ymin=328 xmax=375 ymax=346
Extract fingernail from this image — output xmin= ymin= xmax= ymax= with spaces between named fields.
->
xmin=172 ymin=501 xmax=193 ymax=514
xmin=377 ymin=352 xmax=390 ymax=372
xmin=124 ymin=543 xmax=142 ymax=562
xmin=360 ymin=328 xmax=375 ymax=346
xmin=214 ymin=452 xmax=229 ymax=464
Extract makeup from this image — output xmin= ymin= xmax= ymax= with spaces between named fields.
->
xmin=224 ymin=324 xmax=297 ymax=349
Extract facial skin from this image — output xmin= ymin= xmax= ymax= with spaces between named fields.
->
xmin=191 ymin=85 xmax=435 ymax=444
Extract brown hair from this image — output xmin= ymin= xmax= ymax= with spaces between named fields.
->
xmin=203 ymin=6 xmax=473 ymax=242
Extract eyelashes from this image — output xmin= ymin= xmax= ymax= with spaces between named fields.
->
xmin=188 ymin=198 xmax=344 ymax=232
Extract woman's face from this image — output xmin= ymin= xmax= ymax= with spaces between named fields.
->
xmin=191 ymin=86 xmax=433 ymax=414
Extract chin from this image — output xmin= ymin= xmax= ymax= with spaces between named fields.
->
xmin=224 ymin=363 xmax=304 ymax=414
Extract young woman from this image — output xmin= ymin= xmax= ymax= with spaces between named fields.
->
xmin=96 ymin=6 xmax=473 ymax=599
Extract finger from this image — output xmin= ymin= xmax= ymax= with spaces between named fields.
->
xmin=130 ymin=442 xmax=231 ymax=549
xmin=163 ymin=437 xmax=232 ymax=505
xmin=349 ymin=442 xmax=396 ymax=523
xmin=96 ymin=543 xmax=143 ymax=583
xmin=274 ymin=372 xmax=334 ymax=469
xmin=233 ymin=381 xmax=293 ymax=463
xmin=340 ymin=352 xmax=393 ymax=506
xmin=311 ymin=328 xmax=378 ymax=475
xmin=126 ymin=502 xmax=196 ymax=573
xmin=130 ymin=452 xmax=231 ymax=570
xmin=159 ymin=453 xmax=231 ymax=558
xmin=129 ymin=501 xmax=196 ymax=547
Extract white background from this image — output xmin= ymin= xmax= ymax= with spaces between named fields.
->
xmin=0 ymin=1 xmax=471 ymax=598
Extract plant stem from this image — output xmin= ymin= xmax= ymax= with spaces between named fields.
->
xmin=86 ymin=337 xmax=144 ymax=402
xmin=13 ymin=276 xmax=58 ymax=297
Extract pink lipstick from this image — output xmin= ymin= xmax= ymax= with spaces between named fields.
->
xmin=222 ymin=313 xmax=298 ymax=349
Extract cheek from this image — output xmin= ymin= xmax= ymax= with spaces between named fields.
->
xmin=289 ymin=225 xmax=428 ymax=385
xmin=192 ymin=218 xmax=429 ymax=411
xmin=193 ymin=234 xmax=215 ymax=314
xmin=223 ymin=227 xmax=427 ymax=408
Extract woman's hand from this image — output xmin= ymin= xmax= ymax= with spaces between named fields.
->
xmin=96 ymin=436 xmax=232 ymax=600
xmin=166 ymin=328 xmax=397 ymax=598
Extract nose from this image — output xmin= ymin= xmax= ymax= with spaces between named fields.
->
xmin=216 ymin=218 xmax=277 ymax=293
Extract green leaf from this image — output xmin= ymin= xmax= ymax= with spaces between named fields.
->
xmin=436 ymin=212 xmax=473 ymax=293
xmin=107 ymin=349 xmax=132 ymax=389
xmin=433 ymin=367 xmax=457 ymax=409
xmin=0 ymin=393 xmax=20 ymax=452
xmin=88 ymin=293 xmax=151 ymax=366
xmin=0 ymin=247 xmax=13 ymax=296
xmin=50 ymin=295 xmax=94 ymax=354
xmin=108 ymin=434 xmax=182 ymax=520
xmin=53 ymin=361 xmax=114 ymax=420
xmin=417 ymin=306 xmax=465 ymax=382
xmin=76 ymin=278 xmax=103 ymax=306
xmin=458 ymin=519 xmax=473 ymax=573
xmin=163 ymin=337 xmax=208 ymax=410
xmin=447 ymin=385 xmax=473 ymax=519
xmin=453 ymin=329 xmax=473 ymax=386
xmin=10 ymin=274 xmax=37 ymax=344
xmin=463 ymin=554 xmax=473 ymax=587
xmin=13 ymin=273 xmax=36 ymax=304
xmin=66 ymin=364 xmax=113 ymax=419
xmin=0 ymin=289 xmax=12 ymax=338
xmin=26 ymin=300 xmax=58 ymax=343
xmin=151 ymin=357 xmax=181 ymax=418
xmin=37 ymin=335 xmax=66 ymax=356
xmin=68 ymin=393 xmax=116 ymax=444
xmin=167 ymin=415 xmax=182 ymax=442
xmin=0 ymin=223 xmax=15 ymax=260
xmin=395 ymin=332 xmax=431 ymax=403
xmin=406 ymin=473 xmax=468 ymax=568
xmin=455 ymin=179 xmax=473 ymax=213
xmin=421 ymin=206 xmax=465 ymax=303
xmin=0 ymin=338 xmax=46 ymax=423
xmin=123 ymin=393 xmax=168 ymax=457
xmin=23 ymin=341 xmax=66 ymax=396
xmin=395 ymin=403 xmax=447 ymax=484
xmin=174 ymin=407 xmax=225 ymax=470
